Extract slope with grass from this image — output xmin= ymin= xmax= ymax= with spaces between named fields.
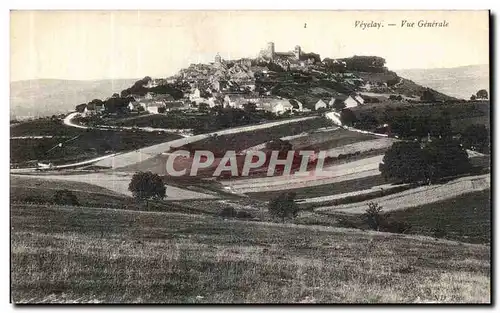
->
xmin=309 ymin=189 xmax=491 ymax=245
xmin=10 ymin=118 xmax=183 ymax=167
xmin=315 ymin=174 xmax=490 ymax=214
xmin=11 ymin=203 xmax=490 ymax=303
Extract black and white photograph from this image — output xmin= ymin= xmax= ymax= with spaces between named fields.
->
xmin=8 ymin=9 xmax=491 ymax=304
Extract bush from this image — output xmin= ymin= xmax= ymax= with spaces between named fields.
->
xmin=53 ymin=189 xmax=79 ymax=206
xmin=235 ymin=210 xmax=253 ymax=219
xmin=219 ymin=206 xmax=237 ymax=218
xmin=364 ymin=202 xmax=383 ymax=231
xmin=268 ymin=192 xmax=300 ymax=223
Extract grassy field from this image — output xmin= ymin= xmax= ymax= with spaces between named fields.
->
xmin=10 ymin=176 xmax=132 ymax=209
xmin=286 ymin=128 xmax=376 ymax=151
xmin=107 ymin=112 xmax=202 ymax=129
xmin=11 ymin=203 xmax=490 ymax=303
xmin=385 ymin=189 xmax=491 ymax=244
xmin=309 ymin=189 xmax=491 ymax=245
xmin=10 ymin=118 xmax=82 ymax=137
xmin=10 ymin=127 xmax=182 ymax=166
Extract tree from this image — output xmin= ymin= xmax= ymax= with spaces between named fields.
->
xmin=421 ymin=88 xmax=436 ymax=102
xmin=340 ymin=108 xmax=357 ymax=126
xmin=423 ymin=138 xmax=472 ymax=182
xmin=331 ymin=99 xmax=346 ymax=111
xmin=89 ymin=99 xmax=104 ymax=106
xmin=389 ymin=94 xmax=403 ymax=101
xmin=243 ymin=102 xmax=257 ymax=113
xmin=356 ymin=114 xmax=379 ymax=130
xmin=268 ymin=192 xmax=299 ymax=223
xmin=198 ymin=103 xmax=210 ymax=113
xmin=75 ymin=103 xmax=87 ymax=113
xmin=111 ymin=93 xmax=120 ymax=98
xmin=128 ymin=171 xmax=166 ymax=200
xmin=476 ymin=89 xmax=488 ymax=99
xmin=470 ymin=94 xmax=477 ymax=101
xmin=461 ymin=124 xmax=489 ymax=153
xmin=379 ymin=141 xmax=428 ymax=184
xmin=289 ymin=99 xmax=301 ymax=110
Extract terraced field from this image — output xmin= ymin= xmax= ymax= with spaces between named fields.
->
xmin=221 ymin=155 xmax=385 ymax=194
xmin=11 ymin=203 xmax=490 ymax=303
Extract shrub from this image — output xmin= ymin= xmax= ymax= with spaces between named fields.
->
xmin=53 ymin=189 xmax=79 ymax=206
xmin=235 ymin=210 xmax=253 ymax=219
xmin=268 ymin=192 xmax=300 ymax=223
xmin=219 ymin=206 xmax=237 ymax=218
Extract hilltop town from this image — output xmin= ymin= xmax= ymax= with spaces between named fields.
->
xmin=75 ymin=42 xmax=456 ymax=120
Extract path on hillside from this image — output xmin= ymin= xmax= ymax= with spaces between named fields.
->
xmin=324 ymin=111 xmax=389 ymax=137
xmin=94 ymin=116 xmax=318 ymax=169
xmin=63 ymin=112 xmax=191 ymax=136
xmin=314 ymin=173 xmax=490 ymax=214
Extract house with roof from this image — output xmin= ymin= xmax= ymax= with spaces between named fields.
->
xmin=354 ymin=94 xmax=365 ymax=105
xmin=344 ymin=95 xmax=363 ymax=108
xmin=137 ymin=99 xmax=164 ymax=114
xmin=164 ymin=101 xmax=186 ymax=112
xmin=223 ymin=94 xmax=248 ymax=108
xmin=189 ymin=88 xmax=201 ymax=101
xmin=155 ymin=94 xmax=175 ymax=102
xmin=314 ymin=99 xmax=328 ymax=111
xmin=83 ymin=102 xmax=105 ymax=116
xmin=144 ymin=92 xmax=156 ymax=100
xmin=128 ymin=101 xmax=142 ymax=112
xmin=146 ymin=103 xmax=166 ymax=114
xmin=257 ymin=98 xmax=293 ymax=114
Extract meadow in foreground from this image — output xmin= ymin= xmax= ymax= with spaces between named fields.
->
xmin=11 ymin=203 xmax=490 ymax=303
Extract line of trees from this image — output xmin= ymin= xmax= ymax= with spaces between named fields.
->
xmin=470 ymin=89 xmax=489 ymax=100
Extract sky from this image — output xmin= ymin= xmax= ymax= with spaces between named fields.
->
xmin=10 ymin=10 xmax=489 ymax=81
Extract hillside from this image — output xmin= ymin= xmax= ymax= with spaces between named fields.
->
xmin=11 ymin=201 xmax=490 ymax=303
xmin=10 ymin=79 xmax=138 ymax=119
xmin=396 ymin=64 xmax=489 ymax=100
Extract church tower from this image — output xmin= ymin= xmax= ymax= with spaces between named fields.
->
xmin=267 ymin=42 xmax=275 ymax=59
xmin=215 ymin=53 xmax=222 ymax=64
xmin=294 ymin=45 xmax=301 ymax=59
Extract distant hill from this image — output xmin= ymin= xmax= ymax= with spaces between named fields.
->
xmin=396 ymin=64 xmax=489 ymax=100
xmin=10 ymin=79 xmax=138 ymax=120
